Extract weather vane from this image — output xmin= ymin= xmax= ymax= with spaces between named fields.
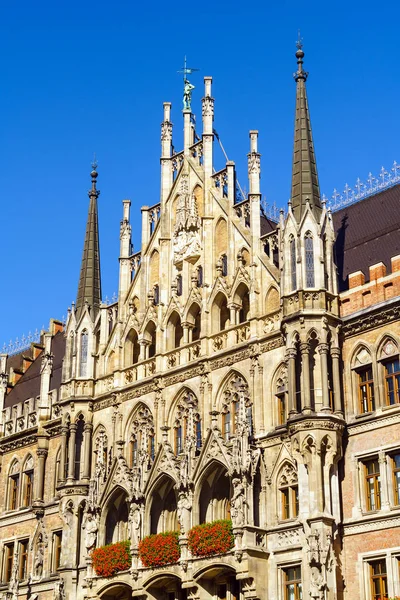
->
xmin=177 ymin=56 xmax=199 ymax=111
xmin=296 ymin=29 xmax=303 ymax=50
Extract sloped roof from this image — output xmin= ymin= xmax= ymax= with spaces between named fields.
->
xmin=5 ymin=331 xmax=65 ymax=408
xmin=332 ymin=183 xmax=400 ymax=291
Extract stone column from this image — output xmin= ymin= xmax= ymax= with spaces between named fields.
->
xmin=67 ymin=423 xmax=77 ymax=482
xmin=35 ymin=448 xmax=48 ymax=502
xmin=300 ymin=342 xmax=311 ymax=413
xmin=286 ymin=348 xmax=298 ymax=416
xmin=202 ymin=77 xmax=214 ymax=196
xmin=379 ymin=450 xmax=390 ymax=510
xmin=82 ymin=422 xmax=93 ymax=482
xmin=331 ymin=347 xmax=343 ymax=414
xmin=59 ymin=425 xmax=69 ymax=484
xmin=319 ymin=343 xmax=331 ymax=412
xmin=160 ymin=102 xmax=173 ymax=204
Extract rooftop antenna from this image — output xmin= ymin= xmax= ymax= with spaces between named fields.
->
xmin=177 ymin=56 xmax=199 ymax=111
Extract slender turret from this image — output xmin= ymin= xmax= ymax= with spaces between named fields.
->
xmin=75 ymin=162 xmax=102 ymax=319
xmin=290 ymin=41 xmax=322 ymax=222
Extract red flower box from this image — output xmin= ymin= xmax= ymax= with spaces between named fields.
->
xmin=188 ymin=519 xmax=234 ymax=557
xmin=139 ymin=531 xmax=180 ymax=568
xmin=91 ymin=540 xmax=131 ymax=577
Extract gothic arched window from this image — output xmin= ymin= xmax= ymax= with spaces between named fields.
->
xmin=278 ymin=463 xmax=299 ymax=520
xmin=221 ymin=374 xmax=251 ymax=441
xmin=173 ymin=391 xmax=201 ymax=455
xmin=128 ymin=406 xmax=155 ymax=467
xmin=8 ymin=460 xmax=20 ymax=510
xmin=305 ymin=232 xmax=315 ymax=288
xmin=290 ymin=236 xmax=296 ymax=291
xmin=74 ymin=415 xmax=85 ymax=480
xmin=22 ymin=456 xmax=34 ymax=507
xmin=79 ymin=330 xmax=88 ymax=377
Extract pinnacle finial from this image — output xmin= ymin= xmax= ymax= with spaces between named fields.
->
xmin=294 ymin=33 xmax=308 ymax=82
xmin=89 ymin=155 xmax=100 ymax=199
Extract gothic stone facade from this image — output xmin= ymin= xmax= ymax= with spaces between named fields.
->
xmin=0 ymin=49 xmax=399 ymax=600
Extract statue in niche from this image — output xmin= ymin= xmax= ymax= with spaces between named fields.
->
xmin=173 ymin=177 xmax=202 ymax=264
xmin=83 ymin=512 xmax=98 ymax=552
xmin=53 ymin=578 xmax=66 ymax=600
xmin=177 ymin=490 xmax=192 ymax=535
xmin=231 ymin=478 xmax=246 ymax=527
xmin=129 ymin=502 xmax=141 ymax=547
xmin=34 ymin=534 xmax=45 ymax=578
xmin=9 ymin=549 xmax=19 ymax=598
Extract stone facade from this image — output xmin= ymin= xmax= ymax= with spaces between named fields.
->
xmin=0 ymin=46 xmax=399 ymax=600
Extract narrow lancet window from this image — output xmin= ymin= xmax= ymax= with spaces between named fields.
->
xmin=79 ymin=330 xmax=88 ymax=377
xmin=290 ymin=237 xmax=297 ymax=291
xmin=305 ymin=233 xmax=315 ymax=287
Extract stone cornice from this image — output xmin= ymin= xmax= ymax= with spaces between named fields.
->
xmin=0 ymin=429 xmax=37 ymax=453
xmin=341 ymin=298 xmax=400 ymax=337
xmin=343 ymin=511 xmax=400 ymax=536
xmin=346 ymin=408 xmax=400 ymax=436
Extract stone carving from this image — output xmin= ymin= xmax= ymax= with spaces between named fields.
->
xmin=83 ymin=512 xmax=98 ymax=552
xmin=303 ymin=524 xmax=333 ymax=600
xmin=173 ymin=175 xmax=202 ymax=264
xmin=53 ymin=578 xmax=66 ymax=600
xmin=231 ymin=477 xmax=246 ymax=527
xmin=128 ymin=502 xmax=142 ymax=547
xmin=277 ymin=528 xmax=300 ymax=547
xmin=8 ymin=547 xmax=19 ymax=599
xmin=177 ymin=489 xmax=192 ymax=535
xmin=34 ymin=533 xmax=45 ymax=578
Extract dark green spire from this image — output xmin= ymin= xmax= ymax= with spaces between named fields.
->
xmin=76 ymin=162 xmax=102 ymax=319
xmin=290 ymin=40 xmax=322 ymax=222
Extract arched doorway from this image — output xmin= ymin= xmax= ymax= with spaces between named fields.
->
xmin=194 ymin=565 xmax=239 ymax=600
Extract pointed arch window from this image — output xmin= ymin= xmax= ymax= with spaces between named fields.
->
xmin=173 ymin=392 xmax=201 ymax=455
xmin=278 ymin=464 xmax=299 ymax=520
xmin=8 ymin=461 xmax=20 ymax=510
xmin=79 ymin=330 xmax=88 ymax=377
xmin=290 ymin=236 xmax=296 ymax=291
xmin=22 ymin=456 xmax=34 ymax=507
xmin=221 ymin=374 xmax=251 ymax=441
xmin=128 ymin=406 xmax=155 ymax=467
xmin=305 ymin=232 xmax=315 ymax=288
xmin=74 ymin=415 xmax=85 ymax=480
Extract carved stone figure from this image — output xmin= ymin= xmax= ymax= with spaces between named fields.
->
xmin=231 ymin=478 xmax=245 ymax=527
xmin=177 ymin=490 xmax=192 ymax=535
xmin=84 ymin=513 xmax=98 ymax=552
xmin=129 ymin=502 xmax=141 ymax=547
xmin=34 ymin=534 xmax=44 ymax=577
xmin=53 ymin=578 xmax=66 ymax=600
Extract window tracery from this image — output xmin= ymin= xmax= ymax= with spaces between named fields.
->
xmin=278 ymin=463 xmax=299 ymax=520
xmin=221 ymin=374 xmax=251 ymax=441
xmin=129 ymin=406 xmax=155 ymax=467
xmin=173 ymin=391 xmax=201 ymax=455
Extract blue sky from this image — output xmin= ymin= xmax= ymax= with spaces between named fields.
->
xmin=1 ymin=0 xmax=399 ymax=346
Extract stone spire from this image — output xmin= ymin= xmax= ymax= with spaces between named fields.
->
xmin=75 ymin=161 xmax=102 ymax=319
xmin=290 ymin=40 xmax=322 ymax=222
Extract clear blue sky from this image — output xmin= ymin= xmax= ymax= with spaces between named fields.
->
xmin=1 ymin=0 xmax=399 ymax=346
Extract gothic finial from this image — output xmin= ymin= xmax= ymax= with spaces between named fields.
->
xmin=89 ymin=156 xmax=100 ymax=200
xmin=294 ymin=33 xmax=308 ymax=82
